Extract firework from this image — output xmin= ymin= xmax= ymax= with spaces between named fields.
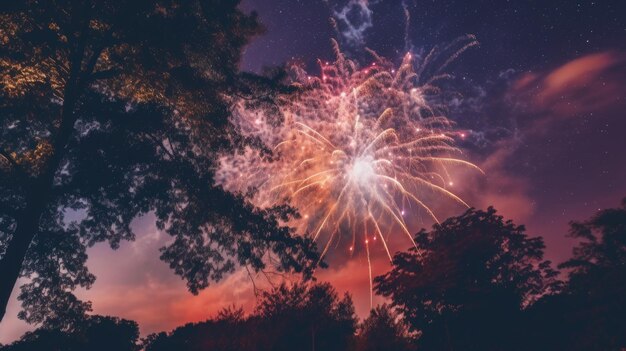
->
xmin=219 ymin=36 xmax=482 ymax=292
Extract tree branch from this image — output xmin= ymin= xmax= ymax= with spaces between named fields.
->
xmin=244 ymin=264 xmax=261 ymax=298
xmin=79 ymin=46 xmax=105 ymax=87
xmin=142 ymin=132 xmax=177 ymax=160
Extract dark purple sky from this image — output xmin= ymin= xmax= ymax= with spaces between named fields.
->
xmin=2 ymin=0 xmax=625 ymax=343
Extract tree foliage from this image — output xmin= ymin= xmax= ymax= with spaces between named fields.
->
xmin=143 ymin=282 xmax=358 ymax=351
xmin=0 ymin=315 xmax=140 ymax=351
xmin=0 ymin=0 xmax=319 ymax=327
xmin=560 ymin=198 xmax=626 ymax=278
xmin=254 ymin=282 xmax=357 ymax=351
xmin=526 ymin=198 xmax=626 ymax=351
xmin=374 ymin=207 xmax=562 ymax=350
xmin=355 ymin=304 xmax=415 ymax=351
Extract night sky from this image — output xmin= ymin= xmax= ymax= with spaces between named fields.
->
xmin=2 ymin=0 xmax=625 ymax=343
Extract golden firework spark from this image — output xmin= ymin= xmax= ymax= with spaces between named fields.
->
xmin=219 ymin=36 xmax=482 ymax=297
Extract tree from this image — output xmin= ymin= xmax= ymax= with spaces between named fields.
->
xmin=560 ymin=198 xmax=626 ymax=284
xmin=356 ymin=304 xmax=415 ymax=351
xmin=527 ymin=198 xmax=626 ymax=351
xmin=143 ymin=282 xmax=358 ymax=351
xmin=254 ymin=282 xmax=358 ymax=351
xmin=0 ymin=0 xmax=319 ymax=327
xmin=374 ymin=207 xmax=562 ymax=351
xmin=0 ymin=315 xmax=140 ymax=351
xmin=558 ymin=198 xmax=626 ymax=350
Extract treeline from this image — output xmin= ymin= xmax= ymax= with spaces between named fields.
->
xmin=2 ymin=199 xmax=625 ymax=351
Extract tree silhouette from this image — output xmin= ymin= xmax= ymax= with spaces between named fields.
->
xmin=255 ymin=282 xmax=357 ymax=351
xmin=374 ymin=207 xmax=562 ymax=351
xmin=0 ymin=0 xmax=319 ymax=327
xmin=560 ymin=198 xmax=626 ymax=283
xmin=356 ymin=304 xmax=415 ymax=351
xmin=526 ymin=198 xmax=626 ymax=351
xmin=560 ymin=198 xmax=626 ymax=350
xmin=142 ymin=307 xmax=254 ymax=351
xmin=143 ymin=282 xmax=358 ymax=351
xmin=0 ymin=315 xmax=140 ymax=351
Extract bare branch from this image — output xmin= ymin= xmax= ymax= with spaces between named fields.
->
xmin=244 ymin=265 xmax=261 ymax=298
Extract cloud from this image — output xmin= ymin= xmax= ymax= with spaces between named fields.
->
xmin=542 ymin=52 xmax=622 ymax=96
xmin=474 ymin=145 xmax=535 ymax=222
xmin=510 ymin=51 xmax=626 ymax=131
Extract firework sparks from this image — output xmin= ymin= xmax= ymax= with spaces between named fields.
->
xmin=219 ymin=36 xmax=482 ymax=300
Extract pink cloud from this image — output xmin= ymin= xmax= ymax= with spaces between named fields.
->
xmin=510 ymin=51 xmax=626 ymax=131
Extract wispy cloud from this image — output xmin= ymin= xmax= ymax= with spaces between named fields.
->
xmin=511 ymin=51 xmax=626 ymax=131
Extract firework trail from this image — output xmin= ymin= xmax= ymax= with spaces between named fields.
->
xmin=219 ymin=36 xmax=481 ymax=302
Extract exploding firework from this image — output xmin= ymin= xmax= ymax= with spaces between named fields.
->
xmin=219 ymin=36 xmax=482 ymax=300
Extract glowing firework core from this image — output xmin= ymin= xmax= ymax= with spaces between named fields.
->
xmin=350 ymin=156 xmax=376 ymax=186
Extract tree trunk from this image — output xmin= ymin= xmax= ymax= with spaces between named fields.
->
xmin=0 ymin=98 xmax=82 ymax=322
xmin=0 ymin=111 xmax=79 ymax=323
xmin=0 ymin=106 xmax=80 ymax=322
xmin=0 ymin=51 xmax=87 ymax=325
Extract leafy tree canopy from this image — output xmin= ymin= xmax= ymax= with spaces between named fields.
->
xmin=0 ymin=0 xmax=319 ymax=327
xmin=560 ymin=198 xmax=626 ymax=282
xmin=529 ymin=198 xmax=626 ymax=351
xmin=374 ymin=207 xmax=562 ymax=350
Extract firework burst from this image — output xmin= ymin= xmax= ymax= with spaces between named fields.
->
xmin=219 ymin=36 xmax=482 ymax=300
